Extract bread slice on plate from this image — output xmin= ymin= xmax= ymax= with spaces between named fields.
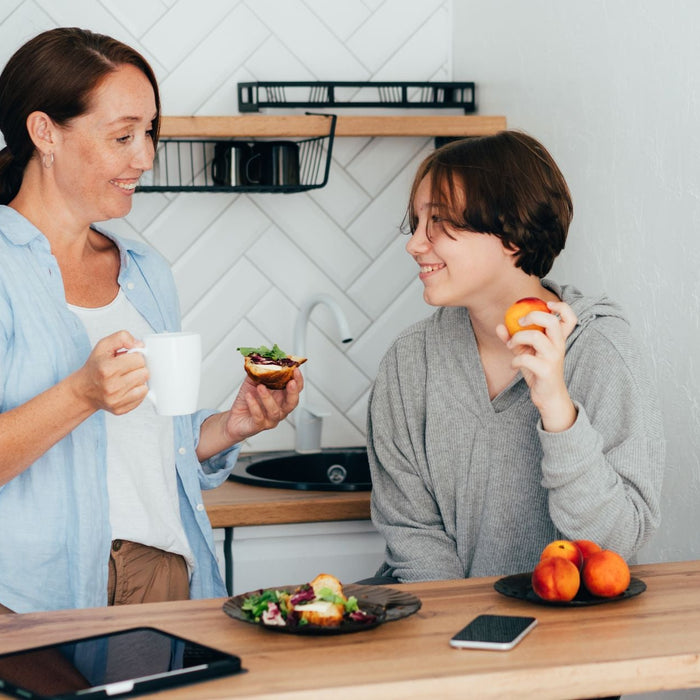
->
xmin=294 ymin=573 xmax=347 ymax=627
xmin=295 ymin=600 xmax=345 ymax=627
xmin=310 ymin=573 xmax=346 ymax=600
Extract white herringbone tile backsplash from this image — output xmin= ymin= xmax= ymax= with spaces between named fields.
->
xmin=0 ymin=0 xmax=453 ymax=451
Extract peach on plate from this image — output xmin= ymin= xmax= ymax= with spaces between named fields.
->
xmin=573 ymin=539 xmax=603 ymax=562
xmin=531 ymin=557 xmax=581 ymax=602
xmin=539 ymin=539 xmax=584 ymax=570
xmin=581 ymin=550 xmax=631 ymax=598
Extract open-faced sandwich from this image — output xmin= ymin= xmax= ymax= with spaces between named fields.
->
xmin=237 ymin=344 xmax=307 ymax=390
xmin=241 ymin=573 xmax=377 ymax=629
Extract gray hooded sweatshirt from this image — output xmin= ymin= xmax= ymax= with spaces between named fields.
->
xmin=367 ymin=280 xmax=665 ymax=581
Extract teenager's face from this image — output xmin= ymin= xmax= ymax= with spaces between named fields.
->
xmin=406 ymin=175 xmax=516 ymax=308
xmin=53 ymin=64 xmax=156 ymax=224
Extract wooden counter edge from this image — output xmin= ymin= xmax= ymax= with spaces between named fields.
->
xmin=203 ymin=480 xmax=371 ymax=528
xmin=236 ymin=653 xmax=700 ymax=700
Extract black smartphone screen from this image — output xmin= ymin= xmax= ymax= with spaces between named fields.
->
xmin=0 ymin=626 xmax=243 ymax=699
xmin=450 ymin=614 xmax=537 ymax=650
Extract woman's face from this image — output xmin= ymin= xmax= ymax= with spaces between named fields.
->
xmin=53 ymin=63 xmax=156 ymax=224
xmin=406 ymin=175 xmax=516 ymax=308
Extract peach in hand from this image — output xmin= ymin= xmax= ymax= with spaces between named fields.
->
xmin=581 ymin=550 xmax=631 ymax=598
xmin=539 ymin=539 xmax=584 ymax=570
xmin=504 ymin=297 xmax=551 ymax=337
xmin=531 ymin=557 xmax=581 ymax=602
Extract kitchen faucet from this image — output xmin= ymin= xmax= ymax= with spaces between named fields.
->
xmin=293 ymin=294 xmax=352 ymax=453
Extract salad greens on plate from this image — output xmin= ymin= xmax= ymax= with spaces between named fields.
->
xmin=241 ymin=582 xmax=374 ymax=628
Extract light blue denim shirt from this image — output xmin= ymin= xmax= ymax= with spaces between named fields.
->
xmin=0 ymin=205 xmax=240 ymax=612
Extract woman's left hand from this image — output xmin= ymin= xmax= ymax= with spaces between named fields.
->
xmin=196 ymin=369 xmax=304 ymax=461
xmin=225 ymin=369 xmax=304 ymax=441
xmin=496 ymin=300 xmax=578 ymax=433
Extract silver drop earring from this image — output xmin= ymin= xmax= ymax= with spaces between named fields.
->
xmin=41 ymin=152 xmax=54 ymax=169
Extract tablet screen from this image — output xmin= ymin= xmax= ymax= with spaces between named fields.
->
xmin=0 ymin=626 xmax=242 ymax=699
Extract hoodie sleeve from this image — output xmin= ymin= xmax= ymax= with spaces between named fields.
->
xmin=538 ymin=315 xmax=665 ymax=559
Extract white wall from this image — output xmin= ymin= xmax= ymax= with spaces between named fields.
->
xmin=453 ymin=1 xmax=700 ymax=569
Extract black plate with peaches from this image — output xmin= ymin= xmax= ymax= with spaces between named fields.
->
xmin=494 ymin=539 xmax=646 ymax=607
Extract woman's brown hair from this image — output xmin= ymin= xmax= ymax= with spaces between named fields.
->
xmin=0 ymin=27 xmax=161 ymax=205
xmin=406 ymin=131 xmax=573 ymax=278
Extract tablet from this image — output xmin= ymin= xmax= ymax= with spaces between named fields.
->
xmin=0 ymin=626 xmax=243 ymax=699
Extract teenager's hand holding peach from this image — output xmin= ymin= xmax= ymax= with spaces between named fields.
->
xmin=503 ymin=297 xmax=551 ymax=336
xmin=496 ymin=299 xmax=578 ymax=432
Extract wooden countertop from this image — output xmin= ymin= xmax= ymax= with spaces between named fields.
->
xmin=203 ymin=479 xmax=370 ymax=528
xmin=1 ymin=560 xmax=699 ymax=699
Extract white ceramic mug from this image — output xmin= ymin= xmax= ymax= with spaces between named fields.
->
xmin=128 ymin=332 xmax=201 ymax=416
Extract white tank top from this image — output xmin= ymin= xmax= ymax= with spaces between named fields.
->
xmin=68 ymin=289 xmax=194 ymax=572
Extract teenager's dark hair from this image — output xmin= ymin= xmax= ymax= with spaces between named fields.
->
xmin=406 ymin=130 xmax=573 ymax=278
xmin=0 ymin=27 xmax=160 ymax=204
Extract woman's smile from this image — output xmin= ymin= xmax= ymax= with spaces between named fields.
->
xmin=109 ymin=178 xmax=139 ymax=193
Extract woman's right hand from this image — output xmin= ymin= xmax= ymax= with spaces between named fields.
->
xmin=75 ymin=330 xmax=149 ymax=415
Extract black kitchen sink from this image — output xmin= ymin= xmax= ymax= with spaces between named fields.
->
xmin=229 ymin=448 xmax=371 ymax=491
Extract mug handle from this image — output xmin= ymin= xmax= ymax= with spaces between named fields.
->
xmin=212 ymin=143 xmax=230 ymax=185
xmin=245 ymin=152 xmax=263 ymax=184
xmin=124 ymin=347 xmax=157 ymax=408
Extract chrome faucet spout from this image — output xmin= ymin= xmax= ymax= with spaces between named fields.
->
xmin=293 ymin=294 xmax=353 ymax=453
xmin=293 ymin=293 xmax=352 ymax=359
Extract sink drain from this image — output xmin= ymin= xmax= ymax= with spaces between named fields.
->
xmin=326 ymin=464 xmax=348 ymax=484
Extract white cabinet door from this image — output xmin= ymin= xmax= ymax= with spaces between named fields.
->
xmin=214 ymin=520 xmax=385 ymax=595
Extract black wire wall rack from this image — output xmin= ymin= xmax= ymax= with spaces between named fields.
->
xmin=237 ymin=81 xmax=476 ymax=114
xmin=137 ymin=114 xmax=336 ymax=194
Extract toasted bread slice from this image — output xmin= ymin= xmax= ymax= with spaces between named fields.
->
xmin=293 ymin=574 xmax=347 ymax=627
xmin=243 ymin=354 xmax=307 ymax=390
xmin=310 ymin=573 xmax=346 ymax=600
xmin=295 ymin=600 xmax=345 ymax=627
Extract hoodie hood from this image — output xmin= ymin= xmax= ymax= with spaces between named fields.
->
xmin=542 ymin=278 xmax=629 ymax=348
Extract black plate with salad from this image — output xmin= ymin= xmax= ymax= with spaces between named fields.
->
xmin=224 ymin=582 xmax=386 ymax=635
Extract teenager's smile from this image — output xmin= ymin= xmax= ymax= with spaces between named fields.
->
xmin=418 ymin=262 xmax=446 ymax=279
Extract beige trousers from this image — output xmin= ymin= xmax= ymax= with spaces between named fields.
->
xmin=108 ymin=539 xmax=190 ymax=605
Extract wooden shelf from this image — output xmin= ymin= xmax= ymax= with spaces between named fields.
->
xmin=146 ymin=115 xmax=507 ymax=194
xmin=160 ymin=114 xmax=507 ymax=139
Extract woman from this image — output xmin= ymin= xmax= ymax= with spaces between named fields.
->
xmin=367 ymin=131 xmax=664 ymax=582
xmin=0 ymin=28 xmax=302 ymax=613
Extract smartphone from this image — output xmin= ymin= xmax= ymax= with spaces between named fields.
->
xmin=449 ymin=614 xmax=537 ymax=650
